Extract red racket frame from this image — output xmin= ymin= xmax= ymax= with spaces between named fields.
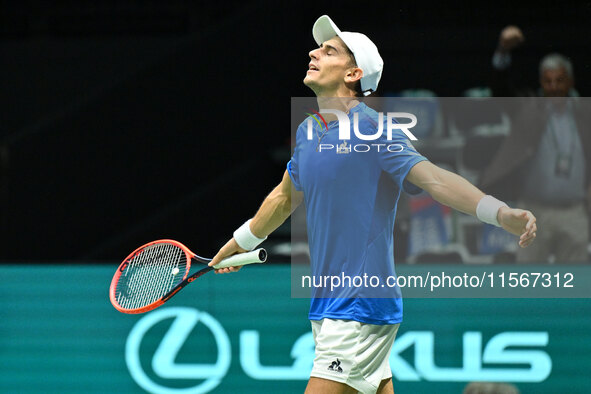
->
xmin=109 ymin=239 xmax=209 ymax=314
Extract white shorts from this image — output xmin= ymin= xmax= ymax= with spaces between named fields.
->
xmin=310 ymin=318 xmax=400 ymax=394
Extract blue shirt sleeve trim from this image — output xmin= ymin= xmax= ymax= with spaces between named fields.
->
xmin=287 ymin=160 xmax=302 ymax=191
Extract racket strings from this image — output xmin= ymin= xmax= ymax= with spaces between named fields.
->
xmin=115 ymin=243 xmax=188 ymax=310
xmin=124 ymin=244 xmax=186 ymax=309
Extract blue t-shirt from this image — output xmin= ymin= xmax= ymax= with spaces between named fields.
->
xmin=288 ymin=102 xmax=428 ymax=325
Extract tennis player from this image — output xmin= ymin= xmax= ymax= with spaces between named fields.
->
xmin=210 ymin=15 xmax=537 ymax=394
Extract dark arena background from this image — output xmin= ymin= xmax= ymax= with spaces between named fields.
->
xmin=1 ymin=1 xmax=591 ymax=393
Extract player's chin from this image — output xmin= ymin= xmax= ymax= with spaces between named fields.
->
xmin=303 ymin=73 xmax=317 ymax=86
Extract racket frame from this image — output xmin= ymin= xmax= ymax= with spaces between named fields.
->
xmin=109 ymin=239 xmax=265 ymax=314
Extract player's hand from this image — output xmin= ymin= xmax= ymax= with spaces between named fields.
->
xmin=497 ymin=207 xmax=537 ymax=248
xmin=208 ymin=238 xmax=247 ymax=274
xmin=498 ymin=25 xmax=524 ymax=52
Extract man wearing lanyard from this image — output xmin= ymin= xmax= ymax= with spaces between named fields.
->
xmin=481 ymin=25 xmax=591 ymax=263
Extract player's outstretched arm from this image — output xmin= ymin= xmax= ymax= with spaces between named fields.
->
xmin=407 ymin=161 xmax=536 ymax=248
xmin=209 ymin=170 xmax=303 ymax=273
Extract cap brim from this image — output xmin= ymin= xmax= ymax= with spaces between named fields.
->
xmin=312 ymin=15 xmax=341 ymax=45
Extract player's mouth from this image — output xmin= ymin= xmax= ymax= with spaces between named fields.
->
xmin=308 ymin=63 xmax=319 ymax=73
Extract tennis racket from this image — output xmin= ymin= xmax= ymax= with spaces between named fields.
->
xmin=109 ymin=239 xmax=266 ymax=314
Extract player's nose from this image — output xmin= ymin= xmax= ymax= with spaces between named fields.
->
xmin=309 ymin=47 xmax=320 ymax=60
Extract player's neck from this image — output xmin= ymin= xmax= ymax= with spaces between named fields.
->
xmin=315 ymin=83 xmax=356 ymax=99
xmin=316 ymin=96 xmax=360 ymax=118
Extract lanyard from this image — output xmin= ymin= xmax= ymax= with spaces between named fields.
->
xmin=314 ymin=119 xmax=340 ymax=152
xmin=547 ymin=111 xmax=577 ymax=157
xmin=315 ymin=123 xmax=330 ymax=151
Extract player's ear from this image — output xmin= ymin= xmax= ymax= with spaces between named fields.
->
xmin=345 ymin=67 xmax=363 ymax=84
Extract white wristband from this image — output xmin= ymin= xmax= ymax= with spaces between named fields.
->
xmin=233 ymin=219 xmax=267 ymax=251
xmin=476 ymin=195 xmax=508 ymax=227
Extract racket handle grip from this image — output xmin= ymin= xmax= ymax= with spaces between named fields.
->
xmin=212 ymin=248 xmax=267 ymax=269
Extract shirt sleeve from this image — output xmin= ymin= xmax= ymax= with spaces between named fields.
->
xmin=287 ymin=126 xmax=303 ymax=191
xmin=287 ymin=159 xmax=301 ymax=191
xmin=376 ymin=122 xmax=428 ymax=195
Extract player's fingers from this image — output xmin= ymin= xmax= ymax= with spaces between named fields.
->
xmin=519 ymin=232 xmax=536 ymax=247
xmin=520 ymin=225 xmax=534 ymax=239
xmin=520 ymin=239 xmax=533 ymax=248
xmin=520 ymin=211 xmax=536 ymax=234
xmin=520 ymin=221 xmax=536 ymax=237
xmin=520 ymin=231 xmax=536 ymax=242
xmin=209 ymin=239 xmax=237 ymax=267
xmin=527 ymin=221 xmax=537 ymax=236
xmin=525 ymin=222 xmax=537 ymax=238
xmin=211 ymin=238 xmax=248 ymax=267
xmin=214 ymin=265 xmax=243 ymax=274
xmin=209 ymin=248 xmax=228 ymax=267
xmin=209 ymin=238 xmax=249 ymax=269
xmin=209 ymin=251 xmax=230 ymax=267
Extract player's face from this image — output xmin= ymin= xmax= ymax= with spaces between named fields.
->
xmin=304 ymin=36 xmax=355 ymax=96
xmin=540 ymin=67 xmax=572 ymax=97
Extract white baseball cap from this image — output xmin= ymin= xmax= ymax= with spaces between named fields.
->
xmin=312 ymin=15 xmax=383 ymax=96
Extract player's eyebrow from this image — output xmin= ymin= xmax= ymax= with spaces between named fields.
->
xmin=320 ymin=43 xmax=340 ymax=53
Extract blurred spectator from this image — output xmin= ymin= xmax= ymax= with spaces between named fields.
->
xmin=463 ymin=381 xmax=520 ymax=394
xmin=479 ymin=26 xmax=591 ymax=263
